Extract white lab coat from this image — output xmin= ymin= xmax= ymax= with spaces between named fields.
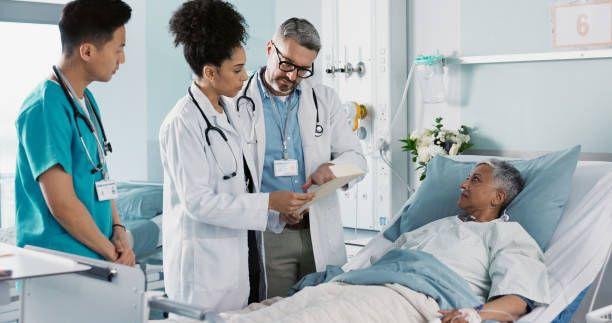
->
xmin=159 ymin=83 xmax=278 ymax=312
xmin=230 ymin=69 xmax=367 ymax=282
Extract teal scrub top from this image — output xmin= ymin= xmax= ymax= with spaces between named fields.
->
xmin=14 ymin=79 xmax=112 ymax=259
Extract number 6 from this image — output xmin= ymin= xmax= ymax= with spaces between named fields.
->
xmin=577 ymin=14 xmax=590 ymax=36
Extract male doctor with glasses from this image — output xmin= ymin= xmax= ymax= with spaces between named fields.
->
xmin=231 ymin=17 xmax=367 ymax=299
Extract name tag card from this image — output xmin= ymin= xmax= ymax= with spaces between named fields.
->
xmin=274 ymin=159 xmax=298 ymax=177
xmin=95 ymin=180 xmax=118 ymax=201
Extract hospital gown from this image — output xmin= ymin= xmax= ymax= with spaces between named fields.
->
xmin=391 ymin=216 xmax=550 ymax=305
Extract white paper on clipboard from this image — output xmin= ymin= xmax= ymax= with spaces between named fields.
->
xmin=297 ymin=164 xmax=365 ymax=213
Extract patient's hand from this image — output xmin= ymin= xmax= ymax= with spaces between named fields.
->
xmin=440 ymin=295 xmax=527 ymax=323
xmin=439 ymin=309 xmax=471 ymax=323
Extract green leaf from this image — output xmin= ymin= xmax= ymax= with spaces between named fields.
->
xmin=459 ymin=142 xmax=474 ymax=153
xmin=420 ymin=173 xmax=427 ymax=181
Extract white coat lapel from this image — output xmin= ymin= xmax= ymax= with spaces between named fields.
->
xmin=223 ymin=96 xmax=260 ymax=190
xmin=298 ymin=81 xmax=318 ymax=176
xmin=246 ymin=75 xmax=267 ymax=187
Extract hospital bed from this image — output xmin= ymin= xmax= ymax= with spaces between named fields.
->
xmin=213 ymin=156 xmax=612 ymax=323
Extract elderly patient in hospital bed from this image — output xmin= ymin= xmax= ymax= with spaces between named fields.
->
xmin=220 ymin=160 xmax=550 ymax=323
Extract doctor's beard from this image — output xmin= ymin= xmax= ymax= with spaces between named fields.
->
xmin=275 ymin=76 xmax=298 ymax=94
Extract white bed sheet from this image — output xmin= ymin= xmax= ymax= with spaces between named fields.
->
xmin=151 ymin=214 xmax=163 ymax=248
xmin=521 ymin=170 xmax=612 ymax=322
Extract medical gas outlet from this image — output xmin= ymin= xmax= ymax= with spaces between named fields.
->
xmin=325 ymin=61 xmax=366 ymax=77
xmin=343 ymin=101 xmax=368 ymax=140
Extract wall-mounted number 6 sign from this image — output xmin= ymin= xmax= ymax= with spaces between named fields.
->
xmin=552 ymin=1 xmax=612 ymax=47
xmin=576 ymin=14 xmax=590 ymax=36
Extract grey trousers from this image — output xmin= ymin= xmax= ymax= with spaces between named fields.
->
xmin=264 ymin=228 xmax=316 ymax=298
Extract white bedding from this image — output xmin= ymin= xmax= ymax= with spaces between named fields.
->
xmin=521 ymin=171 xmax=612 ymax=322
xmin=220 ymin=282 xmax=440 ymax=323
xmin=151 ymin=214 xmax=163 ymax=248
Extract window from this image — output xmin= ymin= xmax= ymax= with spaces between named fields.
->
xmin=0 ymin=21 xmax=61 ymax=227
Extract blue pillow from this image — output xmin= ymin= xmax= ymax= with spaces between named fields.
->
xmin=116 ymin=183 xmax=163 ymax=221
xmin=384 ymin=146 xmax=581 ymax=250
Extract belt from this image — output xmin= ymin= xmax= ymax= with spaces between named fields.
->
xmin=285 ymin=212 xmax=310 ymax=230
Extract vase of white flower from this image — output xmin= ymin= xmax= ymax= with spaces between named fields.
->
xmin=400 ymin=117 xmax=473 ymax=181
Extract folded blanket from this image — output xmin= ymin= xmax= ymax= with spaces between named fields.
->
xmin=222 ymin=282 xmax=440 ymax=323
xmin=291 ymin=249 xmax=480 ymax=310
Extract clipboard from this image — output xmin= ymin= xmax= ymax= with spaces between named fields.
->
xmin=297 ymin=164 xmax=365 ymax=213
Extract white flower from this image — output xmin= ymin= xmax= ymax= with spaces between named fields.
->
xmin=449 ymin=143 xmax=460 ymax=156
xmin=417 ymin=145 xmax=431 ymax=163
xmin=438 ymin=131 xmax=446 ymax=142
xmin=452 ymin=135 xmax=463 ymax=146
xmin=421 ymin=135 xmax=434 ymax=146
xmin=429 ymin=144 xmax=447 ymax=157
xmin=457 ymin=134 xmax=469 ymax=143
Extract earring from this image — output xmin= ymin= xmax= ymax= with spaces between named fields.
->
xmin=501 ymin=212 xmax=510 ymax=222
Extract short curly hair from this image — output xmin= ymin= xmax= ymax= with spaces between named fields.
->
xmin=169 ymin=0 xmax=248 ymax=77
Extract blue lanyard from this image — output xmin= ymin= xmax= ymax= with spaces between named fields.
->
xmin=268 ymin=93 xmax=299 ymax=160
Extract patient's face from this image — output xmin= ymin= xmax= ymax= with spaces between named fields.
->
xmin=457 ymin=164 xmax=498 ymax=211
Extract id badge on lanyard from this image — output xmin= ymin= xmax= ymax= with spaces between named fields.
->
xmin=95 ymin=179 xmax=118 ymax=201
xmin=274 ymin=159 xmax=298 ymax=177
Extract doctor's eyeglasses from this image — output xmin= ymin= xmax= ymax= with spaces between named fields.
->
xmin=272 ymin=42 xmax=314 ymax=78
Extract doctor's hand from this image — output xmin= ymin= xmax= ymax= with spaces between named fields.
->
xmin=269 ymin=191 xmax=315 ymax=214
xmin=111 ymin=226 xmax=136 ymax=267
xmin=280 ymin=212 xmax=302 ymax=225
xmin=302 ymin=163 xmax=335 ymax=191
xmin=280 ymin=208 xmax=308 ymax=225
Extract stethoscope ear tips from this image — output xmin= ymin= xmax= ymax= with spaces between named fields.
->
xmin=90 ymin=165 xmax=102 ymax=174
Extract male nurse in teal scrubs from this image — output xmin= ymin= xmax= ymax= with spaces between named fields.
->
xmin=14 ymin=0 xmax=135 ymax=265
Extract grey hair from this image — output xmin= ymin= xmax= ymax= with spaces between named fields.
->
xmin=477 ymin=159 xmax=525 ymax=208
xmin=274 ymin=18 xmax=321 ymax=52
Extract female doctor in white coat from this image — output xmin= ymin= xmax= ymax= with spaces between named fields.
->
xmin=159 ymin=1 xmax=313 ymax=312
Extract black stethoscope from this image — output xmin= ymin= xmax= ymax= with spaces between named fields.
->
xmin=235 ymin=72 xmax=324 ymax=138
xmin=52 ymin=66 xmax=112 ymax=175
xmin=188 ymin=86 xmax=238 ymax=180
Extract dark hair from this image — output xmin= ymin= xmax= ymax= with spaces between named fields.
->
xmin=59 ymin=0 xmax=132 ymax=56
xmin=169 ymin=0 xmax=248 ymax=77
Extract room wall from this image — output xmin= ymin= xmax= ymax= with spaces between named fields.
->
xmin=229 ymin=0 xmax=276 ymax=72
xmin=406 ymin=0 xmax=462 ymax=188
xmin=145 ymin=0 xmax=192 ymax=182
xmin=460 ymin=0 xmax=612 ymax=156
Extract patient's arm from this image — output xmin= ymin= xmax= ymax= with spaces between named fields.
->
xmin=439 ymin=294 xmax=527 ymax=323
xmin=341 ymin=234 xmax=393 ymax=271
xmin=479 ymin=295 xmax=528 ymax=321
